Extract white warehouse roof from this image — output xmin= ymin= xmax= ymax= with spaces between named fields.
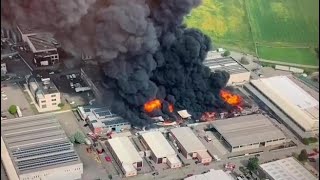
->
xmin=185 ymin=169 xmax=234 ymax=180
xmin=108 ymin=137 xmax=142 ymax=164
xmin=141 ymin=131 xmax=176 ymax=158
xmin=170 ymin=127 xmax=207 ymax=153
xmin=212 ymin=114 xmax=286 ymax=147
xmin=260 ymin=157 xmax=317 ymax=180
xmin=251 ymin=76 xmax=319 ymax=131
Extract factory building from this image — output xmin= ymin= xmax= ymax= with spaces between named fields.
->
xmin=17 ymin=25 xmax=60 ymax=67
xmin=210 ymin=114 xmax=286 ymax=152
xmin=259 ymin=157 xmax=317 ymax=180
xmin=203 ymin=52 xmax=250 ymax=86
xmin=77 ymin=106 xmax=130 ymax=134
xmin=26 ymin=75 xmax=61 ymax=112
xmin=106 ymin=137 xmax=143 ymax=177
xmin=184 ymin=168 xmax=234 ymax=180
xmin=140 ymin=131 xmax=182 ymax=168
xmin=169 ymin=127 xmax=212 ymax=164
xmin=1 ymin=114 xmax=83 ymax=180
xmin=249 ymin=76 xmax=319 ymax=138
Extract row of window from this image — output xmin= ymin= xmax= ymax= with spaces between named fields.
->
xmin=41 ymin=98 xmax=57 ymax=103
xmin=105 ymin=122 xmax=129 ymax=128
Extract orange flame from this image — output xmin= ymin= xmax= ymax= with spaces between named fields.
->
xmin=169 ymin=104 xmax=174 ymax=112
xmin=220 ymin=90 xmax=242 ymax=106
xmin=144 ymin=99 xmax=162 ymax=113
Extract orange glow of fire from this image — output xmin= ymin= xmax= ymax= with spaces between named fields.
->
xmin=220 ymin=90 xmax=242 ymax=106
xmin=169 ymin=104 xmax=174 ymax=113
xmin=144 ymin=99 xmax=162 ymax=113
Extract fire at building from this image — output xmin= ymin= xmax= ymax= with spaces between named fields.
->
xmin=1 ymin=0 xmax=258 ymax=127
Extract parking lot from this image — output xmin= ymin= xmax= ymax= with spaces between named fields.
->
xmin=1 ymin=83 xmax=35 ymax=118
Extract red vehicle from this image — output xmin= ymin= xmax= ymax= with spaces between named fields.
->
xmin=105 ymin=156 xmax=112 ymax=162
xmin=308 ymin=152 xmax=317 ymax=157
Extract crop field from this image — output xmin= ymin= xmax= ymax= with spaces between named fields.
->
xmin=185 ymin=0 xmax=319 ymax=67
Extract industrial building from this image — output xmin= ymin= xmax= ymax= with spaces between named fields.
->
xmin=17 ymin=25 xmax=59 ymax=67
xmin=106 ymin=137 xmax=143 ymax=177
xmin=203 ymin=53 xmax=250 ymax=86
xmin=210 ymin=114 xmax=286 ymax=152
xmin=184 ymin=169 xmax=234 ymax=180
xmin=250 ymin=76 xmax=319 ymax=137
xmin=170 ymin=127 xmax=212 ymax=163
xmin=140 ymin=131 xmax=182 ymax=168
xmin=1 ymin=114 xmax=83 ymax=180
xmin=259 ymin=157 xmax=317 ymax=180
xmin=77 ymin=106 xmax=130 ymax=134
xmin=26 ymin=75 xmax=61 ymax=112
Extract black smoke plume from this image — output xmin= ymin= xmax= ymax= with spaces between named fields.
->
xmin=1 ymin=0 xmax=230 ymax=127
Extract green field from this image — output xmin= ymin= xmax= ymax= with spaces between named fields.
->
xmin=185 ymin=0 xmax=319 ymax=66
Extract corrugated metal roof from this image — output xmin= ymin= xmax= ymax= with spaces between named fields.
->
xmin=141 ymin=131 xmax=176 ymax=158
xmin=212 ymin=114 xmax=286 ymax=147
xmin=1 ymin=114 xmax=81 ymax=175
xmin=260 ymin=157 xmax=317 ymax=180
xmin=251 ymin=76 xmax=319 ymax=131
xmin=170 ymin=127 xmax=206 ymax=153
xmin=108 ymin=137 xmax=142 ymax=164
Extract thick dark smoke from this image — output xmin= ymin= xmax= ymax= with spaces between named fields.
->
xmin=1 ymin=0 xmax=230 ymax=127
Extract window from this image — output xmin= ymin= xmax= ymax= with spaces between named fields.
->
xmin=52 ymin=98 xmax=56 ymax=101
xmin=41 ymin=100 xmax=46 ymax=103
xmin=42 ymin=105 xmax=47 ymax=108
xmin=52 ymin=103 xmax=57 ymax=105
xmin=51 ymin=94 xmax=56 ymax=97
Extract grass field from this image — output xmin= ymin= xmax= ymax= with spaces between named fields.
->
xmin=185 ymin=0 xmax=319 ymax=67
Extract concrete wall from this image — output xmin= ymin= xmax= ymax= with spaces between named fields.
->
xmin=231 ymin=138 xmax=286 ymax=152
xmin=227 ymin=72 xmax=251 ymax=86
xmin=19 ymin=163 xmax=83 ymax=180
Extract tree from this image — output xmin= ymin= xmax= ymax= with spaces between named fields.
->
xmin=247 ymin=157 xmax=259 ymax=172
xmin=8 ymin=105 xmax=17 ymax=115
xmin=73 ymin=131 xmax=85 ymax=144
xmin=69 ymin=135 xmax=76 ymax=144
xmin=302 ymin=138 xmax=310 ymax=145
xmin=58 ymin=103 xmax=65 ymax=108
xmin=108 ymin=175 xmax=113 ymax=180
xmin=240 ymin=56 xmax=250 ymax=65
xmin=298 ymin=149 xmax=308 ymax=162
xmin=222 ymin=50 xmax=230 ymax=57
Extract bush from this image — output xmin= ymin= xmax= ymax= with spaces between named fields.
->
xmin=69 ymin=135 xmax=76 ymax=143
xmin=73 ymin=131 xmax=85 ymax=144
xmin=58 ymin=103 xmax=65 ymax=108
xmin=308 ymin=137 xmax=318 ymax=143
xmin=302 ymin=138 xmax=310 ymax=145
xmin=298 ymin=149 xmax=308 ymax=162
xmin=222 ymin=50 xmax=230 ymax=57
xmin=247 ymin=157 xmax=259 ymax=172
xmin=8 ymin=105 xmax=17 ymax=115
xmin=240 ymin=57 xmax=250 ymax=65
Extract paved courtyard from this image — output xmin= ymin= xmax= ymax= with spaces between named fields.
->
xmin=1 ymin=83 xmax=35 ymax=118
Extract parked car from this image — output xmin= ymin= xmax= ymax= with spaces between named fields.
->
xmin=105 ymin=156 xmax=112 ymax=162
xmin=187 ymin=174 xmax=193 ymax=177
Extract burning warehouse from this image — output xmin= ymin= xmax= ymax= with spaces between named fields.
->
xmin=2 ymin=0 xmax=239 ymax=127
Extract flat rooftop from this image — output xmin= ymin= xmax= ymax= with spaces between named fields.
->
xmin=141 ymin=131 xmax=176 ymax=158
xmin=108 ymin=137 xmax=142 ymax=164
xmin=170 ymin=127 xmax=207 ymax=153
xmin=17 ymin=24 xmax=47 ymax=35
xmin=1 ymin=114 xmax=81 ymax=175
xmin=260 ymin=157 xmax=317 ymax=180
xmin=212 ymin=114 xmax=286 ymax=147
xmin=203 ymin=56 xmax=249 ymax=75
xmin=251 ymin=76 xmax=319 ymax=131
xmin=28 ymin=76 xmax=59 ymax=95
xmin=27 ymin=33 xmax=57 ymax=52
xmin=185 ymin=169 xmax=234 ymax=180
xmin=77 ymin=106 xmax=129 ymax=128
